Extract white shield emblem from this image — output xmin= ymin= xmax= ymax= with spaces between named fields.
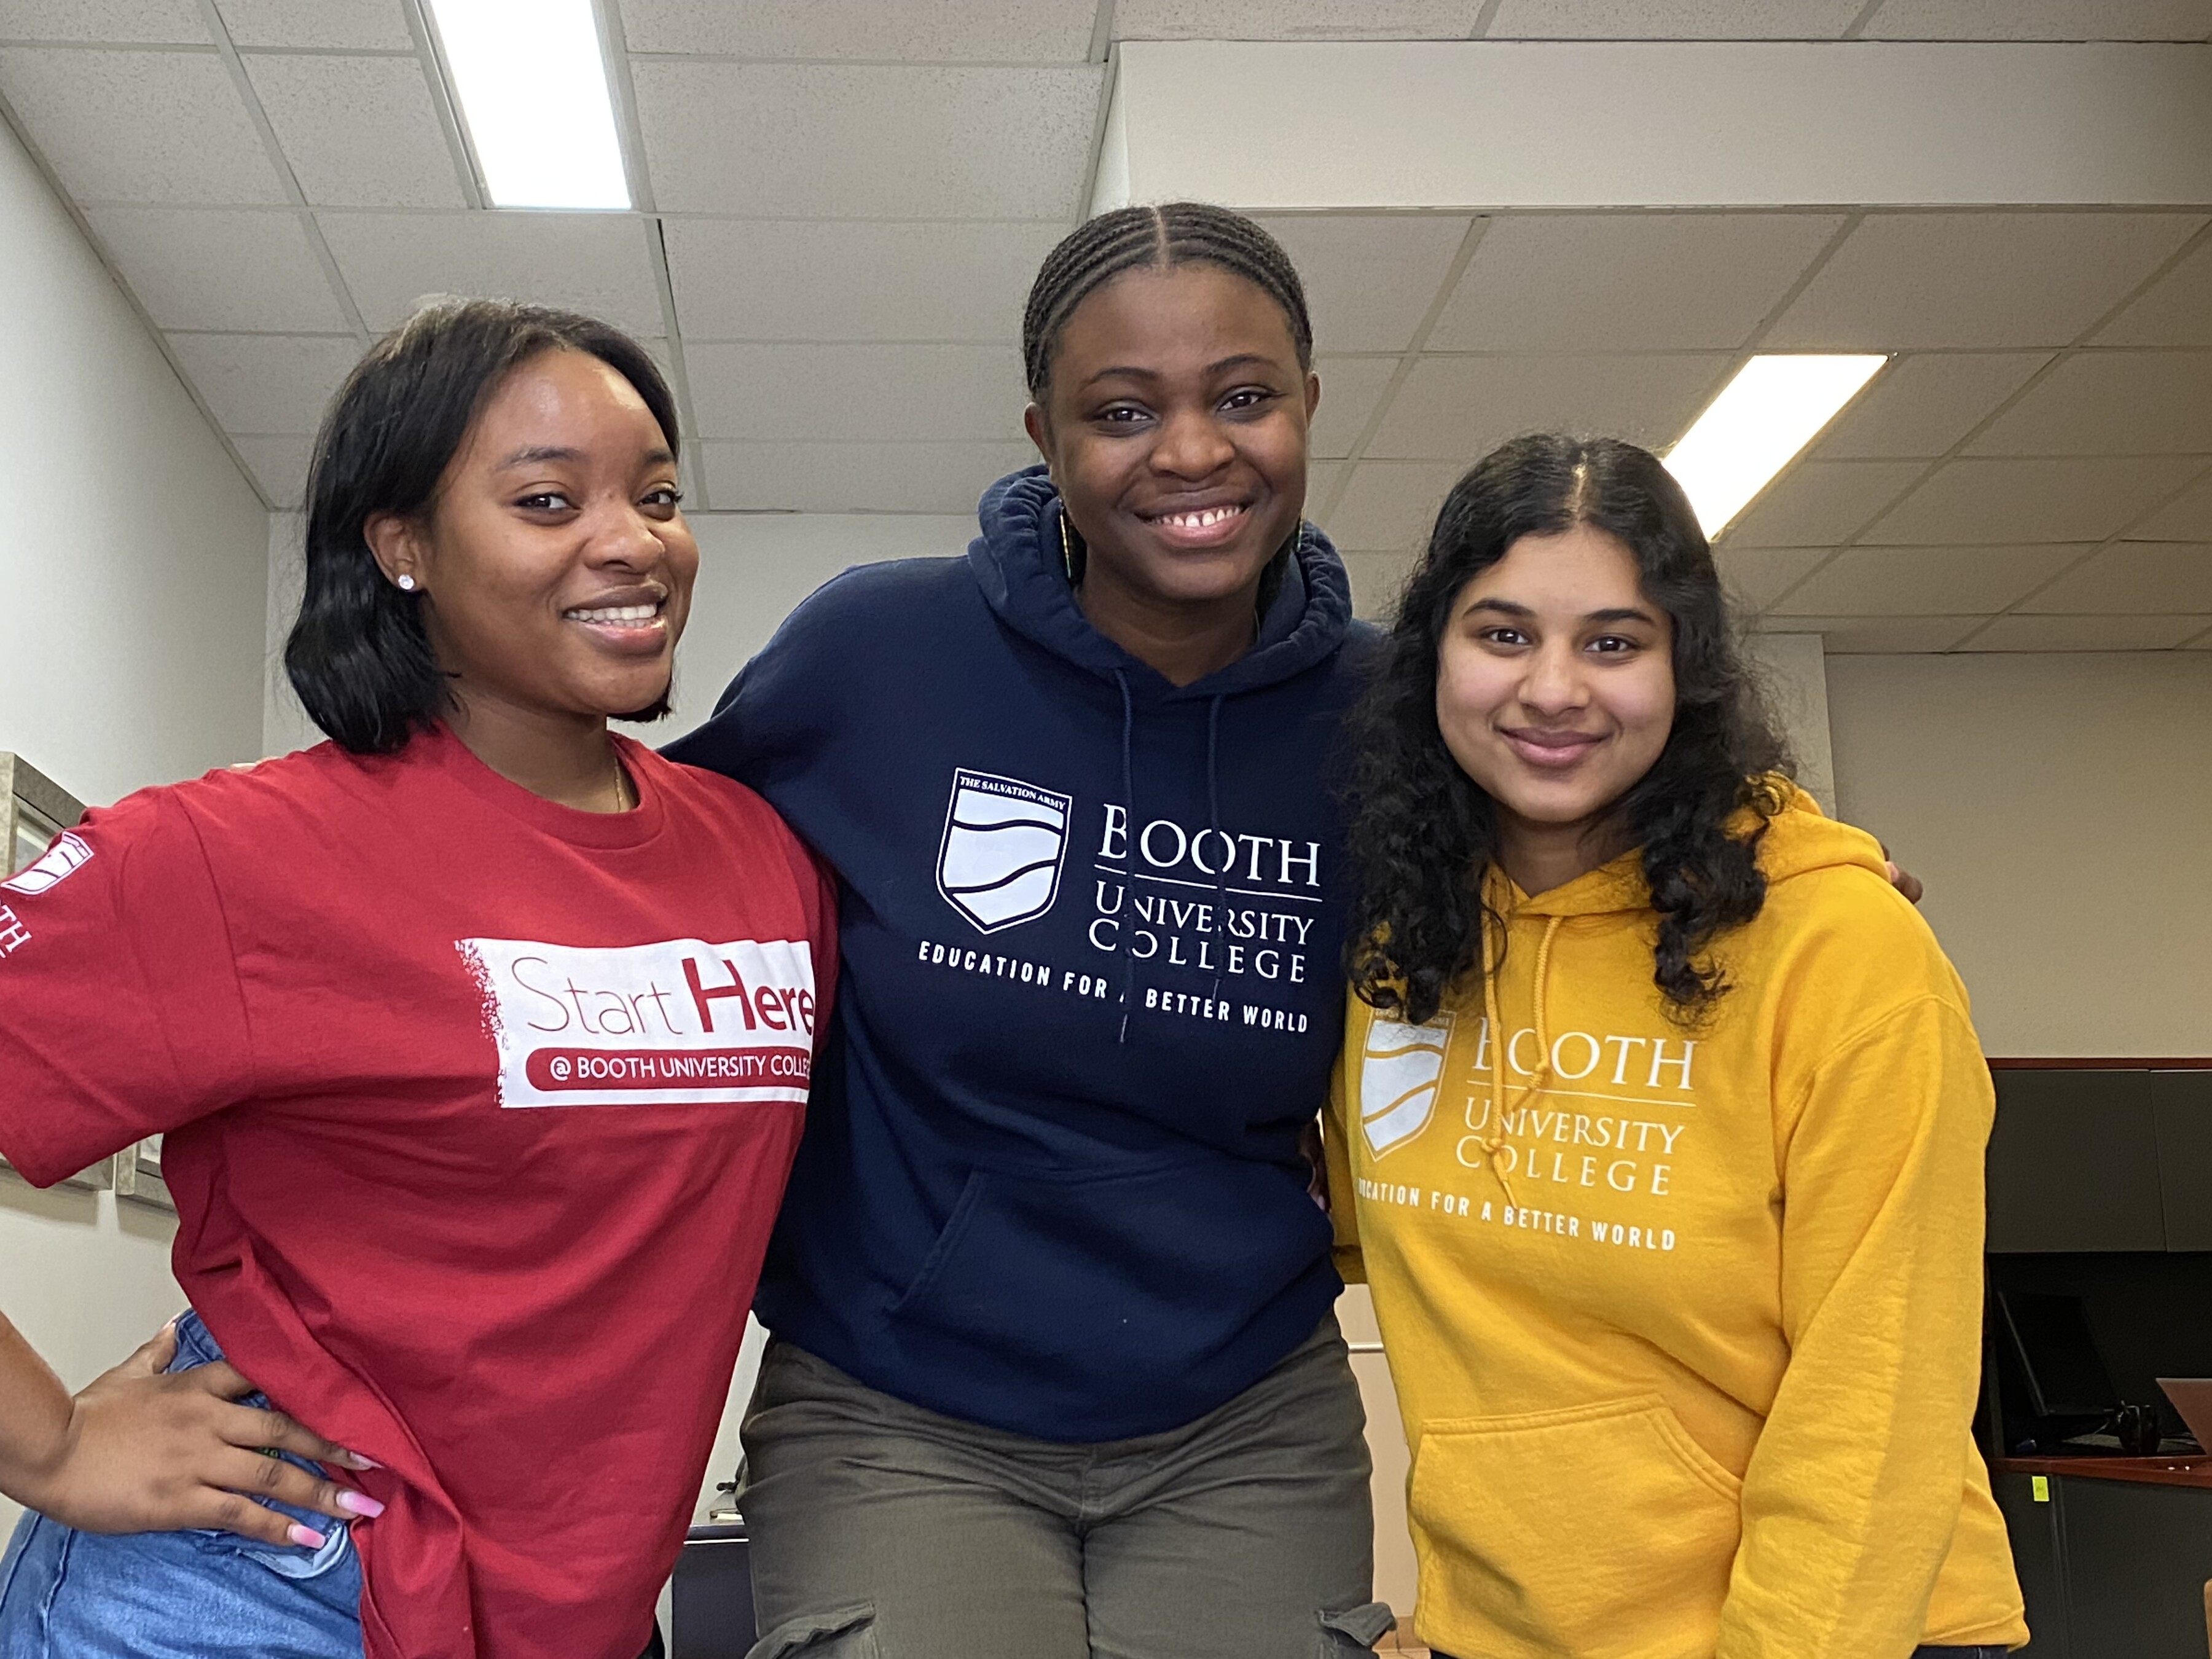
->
xmin=3 ymin=831 xmax=92 ymax=896
xmin=1361 ymin=1013 xmax=1454 ymax=1158
xmin=935 ymin=769 xmax=1071 ymax=934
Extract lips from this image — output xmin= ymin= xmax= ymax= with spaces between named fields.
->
xmin=1139 ymin=499 xmax=1250 ymax=549
xmin=1500 ymin=727 xmax=1605 ymax=770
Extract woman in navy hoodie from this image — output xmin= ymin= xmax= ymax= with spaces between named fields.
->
xmin=669 ymin=205 xmax=1390 ymax=1659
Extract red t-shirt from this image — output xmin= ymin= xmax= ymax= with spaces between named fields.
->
xmin=0 ymin=726 xmax=833 ymax=1659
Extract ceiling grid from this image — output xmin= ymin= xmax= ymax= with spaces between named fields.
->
xmin=0 ymin=0 xmax=2203 ymax=646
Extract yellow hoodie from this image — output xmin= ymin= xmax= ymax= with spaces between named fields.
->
xmin=1326 ymin=790 xmax=2026 ymax=1659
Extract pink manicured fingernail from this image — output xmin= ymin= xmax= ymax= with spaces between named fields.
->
xmin=343 ymin=1451 xmax=382 ymax=1471
xmin=337 ymin=1491 xmax=385 ymax=1519
xmin=288 ymin=1523 xmax=327 ymax=1550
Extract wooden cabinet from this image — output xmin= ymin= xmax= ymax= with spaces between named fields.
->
xmin=2152 ymin=1071 xmax=2212 ymax=1253
xmin=1987 ymin=1071 xmax=2165 ymax=1253
xmin=1995 ymin=1464 xmax=2212 ymax=1659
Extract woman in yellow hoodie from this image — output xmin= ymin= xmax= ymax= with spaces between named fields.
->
xmin=1325 ymin=434 xmax=2026 ymax=1659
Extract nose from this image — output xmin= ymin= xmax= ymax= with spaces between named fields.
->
xmin=1519 ymin=639 xmax=1590 ymax=716
xmin=1149 ymin=404 xmax=1236 ymax=480
xmin=581 ymin=496 xmax=667 ymax=569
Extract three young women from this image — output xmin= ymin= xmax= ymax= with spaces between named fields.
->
xmin=1326 ymin=435 xmax=2026 ymax=1658
xmin=0 ymin=302 xmax=832 ymax=1659
xmin=669 ymin=205 xmax=1392 ymax=1659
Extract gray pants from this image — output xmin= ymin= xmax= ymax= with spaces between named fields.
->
xmin=738 ymin=1317 xmax=1389 ymax=1659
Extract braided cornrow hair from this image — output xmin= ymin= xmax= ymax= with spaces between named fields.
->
xmin=1021 ymin=203 xmax=1314 ymax=399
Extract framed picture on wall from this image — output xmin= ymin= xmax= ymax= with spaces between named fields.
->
xmin=114 ymin=1136 xmax=173 ymax=1213
xmin=0 ymin=753 xmax=110 ymax=1193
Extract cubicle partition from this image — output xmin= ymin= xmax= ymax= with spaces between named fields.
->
xmin=1983 ymin=1063 xmax=2212 ymax=1658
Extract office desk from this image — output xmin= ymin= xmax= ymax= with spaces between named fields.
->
xmin=1992 ymin=1458 xmax=2212 ymax=1657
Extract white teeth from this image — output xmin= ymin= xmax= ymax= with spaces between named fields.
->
xmin=1159 ymin=506 xmax=1244 ymax=530
xmin=564 ymin=603 xmax=659 ymax=624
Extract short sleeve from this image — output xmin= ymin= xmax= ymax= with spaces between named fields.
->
xmin=0 ymin=788 xmax=253 ymax=1186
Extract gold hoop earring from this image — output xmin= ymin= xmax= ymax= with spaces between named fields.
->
xmin=1059 ymin=513 xmax=1080 ymax=585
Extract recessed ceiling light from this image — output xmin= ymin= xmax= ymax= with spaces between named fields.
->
xmin=426 ymin=0 xmax=630 ymax=210
xmin=1663 ymin=355 xmax=1888 ymax=539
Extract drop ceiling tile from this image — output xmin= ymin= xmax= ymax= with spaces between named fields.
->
xmin=1306 ymin=458 xmax=1345 ymax=515
xmin=167 ymin=332 xmax=361 ymax=432
xmin=230 ymin=433 xmax=315 ymax=508
xmin=1341 ymin=548 xmax=1421 ymax=619
xmin=619 ymin=0 xmax=1096 ymax=60
xmin=1862 ymin=456 xmax=2207 ymax=544
xmin=1253 ymin=214 xmax=1470 ymax=354
xmin=2096 ymin=236 xmax=2212 ymax=347
xmin=0 ymin=1 xmax=206 ymax=43
xmin=2132 ymin=474 xmax=2212 ymax=539
xmin=664 ymin=219 xmax=1061 ymax=343
xmin=1767 ymin=614 xmax=1982 ymax=653
xmin=1486 ymin=0 xmax=1866 ymax=39
xmin=2020 ymin=542 xmax=2212 ymax=614
xmin=632 ymin=61 xmax=1101 ymax=218
xmin=243 ymin=53 xmax=463 ymax=209
xmin=1720 ymin=461 xmax=1927 ymax=546
xmin=1763 ymin=213 xmax=2206 ymax=351
xmin=217 ymin=0 xmax=414 ymax=50
xmin=85 ymin=206 xmax=350 ymax=331
xmin=1310 ymin=356 xmax=1399 ymax=460
xmin=700 ymin=440 xmax=1039 ymax=513
xmin=1430 ymin=212 xmax=1840 ymax=353
xmin=317 ymin=212 xmax=665 ymax=334
xmin=1967 ymin=352 xmax=2212 ymax=457
xmin=1366 ymin=353 xmax=1730 ymax=460
xmin=0 ymin=47 xmax=287 ymax=203
xmin=1114 ymin=1 xmax=1486 ymax=39
xmin=1328 ymin=461 xmax=1469 ymax=551
xmin=1712 ymin=546 xmax=1827 ymax=611
xmin=1769 ymin=544 xmax=2087 ymax=616
xmin=1863 ymin=0 xmax=2212 ymax=41
xmin=1812 ymin=352 xmax=2053 ymax=459
xmin=686 ymin=343 xmax=1027 ymax=443
xmin=1963 ymin=613 xmax=2212 ymax=650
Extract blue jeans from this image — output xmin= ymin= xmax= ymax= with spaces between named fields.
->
xmin=0 ymin=1311 xmax=362 ymax=1658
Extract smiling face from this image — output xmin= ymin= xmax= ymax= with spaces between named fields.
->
xmin=367 ymin=347 xmax=696 ymax=726
xmin=1435 ymin=523 xmax=1677 ymax=883
xmin=1024 ymin=262 xmax=1318 ymax=616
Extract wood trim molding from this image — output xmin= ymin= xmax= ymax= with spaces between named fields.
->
xmin=1987 ymin=1057 xmax=2212 ymax=1070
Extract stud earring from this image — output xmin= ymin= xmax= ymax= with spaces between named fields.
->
xmin=396 ymin=575 xmax=417 ymax=592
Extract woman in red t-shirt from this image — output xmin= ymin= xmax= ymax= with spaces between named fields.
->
xmin=0 ymin=301 xmax=833 ymax=1659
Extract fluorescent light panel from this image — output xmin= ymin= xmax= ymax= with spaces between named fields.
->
xmin=428 ymin=0 xmax=629 ymax=210
xmin=1663 ymin=355 xmax=1887 ymax=538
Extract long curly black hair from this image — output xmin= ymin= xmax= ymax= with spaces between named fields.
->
xmin=1345 ymin=434 xmax=1791 ymax=1026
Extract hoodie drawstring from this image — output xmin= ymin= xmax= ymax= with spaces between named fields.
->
xmin=1204 ymin=694 xmax=1226 ymax=1004
xmin=1475 ymin=876 xmax=1565 ymax=1209
xmin=1114 ymin=669 xmax=1137 ymax=1045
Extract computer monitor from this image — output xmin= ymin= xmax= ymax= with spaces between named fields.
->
xmin=1998 ymin=1291 xmax=2122 ymax=1420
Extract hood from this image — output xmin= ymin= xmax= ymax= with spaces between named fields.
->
xmin=1500 ymin=783 xmax=1886 ymax=919
xmin=967 ymin=465 xmax=1354 ymax=702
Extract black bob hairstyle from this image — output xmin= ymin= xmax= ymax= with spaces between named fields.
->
xmin=283 ymin=298 xmax=679 ymax=754
xmin=1344 ymin=434 xmax=1792 ymax=1027
xmin=1020 ymin=201 xmax=1314 ymax=399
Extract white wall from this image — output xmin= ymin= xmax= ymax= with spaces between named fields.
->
xmin=0 ymin=113 xmax=270 ymax=1539
xmin=1827 ymin=651 xmax=2212 ymax=1057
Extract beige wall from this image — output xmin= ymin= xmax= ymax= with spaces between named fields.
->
xmin=1826 ymin=651 xmax=2212 ymax=1057
xmin=0 ymin=112 xmax=269 ymax=1539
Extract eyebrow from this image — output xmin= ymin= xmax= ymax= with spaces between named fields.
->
xmin=1464 ymin=598 xmax=1661 ymax=626
xmin=1078 ymin=353 xmax=1278 ymax=391
xmin=495 ymin=444 xmax=677 ymax=469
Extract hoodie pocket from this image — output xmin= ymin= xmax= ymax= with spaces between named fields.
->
xmin=1408 ymin=1395 xmax=1741 ymax=1659
xmin=890 ymin=1159 xmax=1330 ymax=1390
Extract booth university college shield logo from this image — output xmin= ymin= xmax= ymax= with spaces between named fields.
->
xmin=1361 ymin=1012 xmax=1454 ymax=1157
xmin=935 ymin=769 xmax=1073 ymax=933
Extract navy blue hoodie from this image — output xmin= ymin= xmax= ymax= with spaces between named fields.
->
xmin=667 ymin=468 xmax=1379 ymax=1440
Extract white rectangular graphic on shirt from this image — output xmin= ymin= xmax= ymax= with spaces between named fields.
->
xmin=1360 ymin=1013 xmax=1454 ymax=1157
xmin=458 ymin=937 xmax=816 ymax=1108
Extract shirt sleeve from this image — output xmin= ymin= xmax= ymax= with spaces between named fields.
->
xmin=1322 ymin=1016 xmax=1367 ymax=1285
xmin=1714 ymin=993 xmax=1994 ymax=1659
xmin=0 ymin=789 xmax=253 ymax=1186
